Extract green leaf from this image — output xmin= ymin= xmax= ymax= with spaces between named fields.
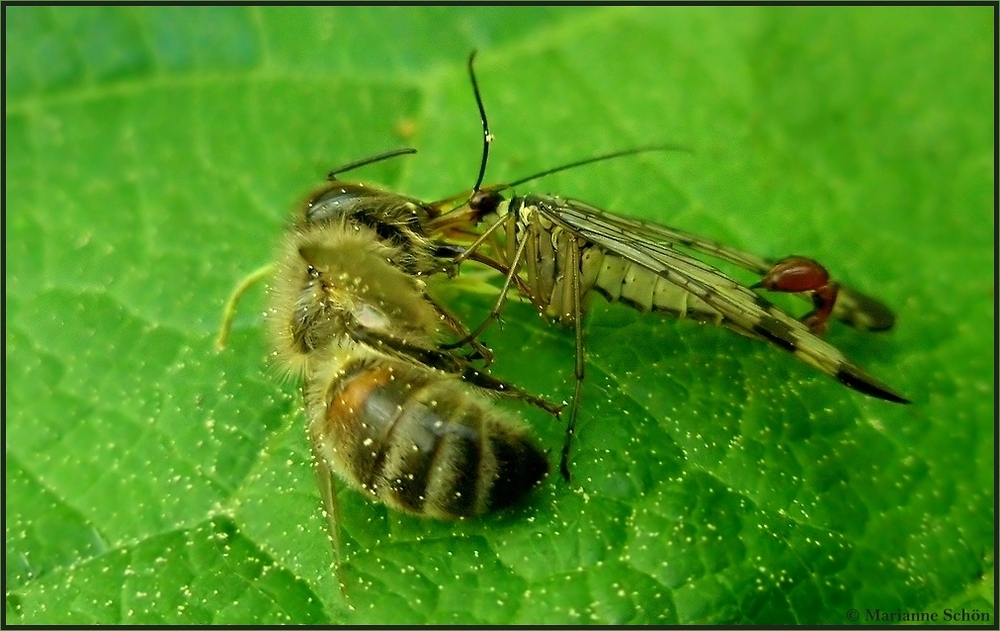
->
xmin=6 ymin=6 xmax=992 ymax=625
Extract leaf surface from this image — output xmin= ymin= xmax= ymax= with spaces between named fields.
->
xmin=6 ymin=6 xmax=993 ymax=624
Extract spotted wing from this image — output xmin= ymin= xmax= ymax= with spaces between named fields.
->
xmin=532 ymin=195 xmax=908 ymax=403
xmin=542 ymin=200 xmax=895 ymax=331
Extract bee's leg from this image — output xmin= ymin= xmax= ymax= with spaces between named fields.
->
xmin=346 ymin=321 xmax=562 ymax=417
xmin=215 ymin=263 xmax=273 ymax=351
xmin=560 ymin=234 xmax=586 ymax=483
xmin=308 ymin=411 xmax=348 ymax=600
xmin=346 ymin=323 xmax=466 ymax=374
xmin=458 ymin=366 xmax=564 ymax=418
xmin=347 ymin=317 xmax=561 ymax=416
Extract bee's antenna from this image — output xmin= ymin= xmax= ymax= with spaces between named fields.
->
xmin=468 ymin=50 xmax=492 ymax=194
xmin=503 ymin=145 xmax=692 ymax=190
xmin=328 ymin=147 xmax=417 ymax=180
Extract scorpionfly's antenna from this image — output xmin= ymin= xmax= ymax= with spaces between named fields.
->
xmin=468 ymin=50 xmax=493 ymax=195
xmin=464 ymin=52 xmax=688 ymax=196
xmin=503 ymin=145 xmax=691 ymax=189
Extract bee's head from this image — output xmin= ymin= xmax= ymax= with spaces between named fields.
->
xmin=304 ymin=182 xmax=424 ymax=235
xmin=301 ymin=181 xmax=447 ymax=276
xmin=305 ymin=182 xmax=382 ymax=225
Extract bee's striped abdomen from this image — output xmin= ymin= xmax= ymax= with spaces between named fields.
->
xmin=315 ymin=358 xmax=548 ymax=519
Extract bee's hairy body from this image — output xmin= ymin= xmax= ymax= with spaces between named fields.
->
xmin=267 ymin=218 xmax=443 ymax=375
xmin=267 ymin=214 xmax=547 ymax=519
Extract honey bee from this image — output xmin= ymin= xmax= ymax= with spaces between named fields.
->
xmin=217 ymin=151 xmax=558 ymax=586
xmin=276 ymin=219 xmax=551 ymax=516
xmin=419 ymin=53 xmax=910 ymax=480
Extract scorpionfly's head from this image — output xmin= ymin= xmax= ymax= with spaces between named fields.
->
xmin=467 ymin=187 xmax=506 ymax=222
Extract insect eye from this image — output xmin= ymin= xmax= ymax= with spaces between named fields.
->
xmin=306 ymin=189 xmax=362 ymax=223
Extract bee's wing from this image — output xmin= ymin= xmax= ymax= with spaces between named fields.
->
xmin=549 ymin=201 xmax=896 ymax=331
xmin=538 ymin=196 xmax=908 ymax=403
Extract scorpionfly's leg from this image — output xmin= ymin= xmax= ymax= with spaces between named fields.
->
xmin=425 ymin=292 xmax=496 ymax=365
xmin=560 ymin=232 xmax=587 ymax=483
xmin=442 ymin=232 xmax=531 ymax=351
